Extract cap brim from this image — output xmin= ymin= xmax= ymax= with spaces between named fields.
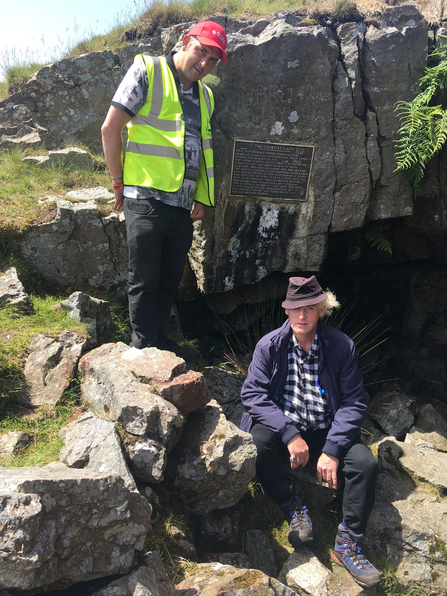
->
xmin=195 ymin=34 xmax=227 ymax=63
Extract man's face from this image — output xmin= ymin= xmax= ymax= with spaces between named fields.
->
xmin=285 ymin=304 xmax=323 ymax=341
xmin=176 ymin=36 xmax=220 ymax=86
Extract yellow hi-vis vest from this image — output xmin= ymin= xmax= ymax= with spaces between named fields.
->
xmin=123 ymin=54 xmax=215 ymax=207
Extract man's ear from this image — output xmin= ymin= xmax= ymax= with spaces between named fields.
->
xmin=182 ymin=34 xmax=191 ymax=51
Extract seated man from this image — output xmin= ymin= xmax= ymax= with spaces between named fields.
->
xmin=240 ymin=276 xmax=380 ymax=589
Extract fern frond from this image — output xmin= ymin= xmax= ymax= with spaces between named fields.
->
xmin=393 ymin=42 xmax=447 ymax=193
xmin=365 ymin=227 xmax=392 ymax=254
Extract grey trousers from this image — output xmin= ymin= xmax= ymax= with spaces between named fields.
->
xmin=124 ymin=197 xmax=193 ymax=349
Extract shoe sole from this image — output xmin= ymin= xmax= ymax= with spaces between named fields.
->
xmin=331 ymin=552 xmax=381 ymax=588
xmin=288 ymin=531 xmax=314 ymax=548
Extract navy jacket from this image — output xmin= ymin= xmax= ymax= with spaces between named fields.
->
xmin=240 ymin=320 xmax=368 ymax=460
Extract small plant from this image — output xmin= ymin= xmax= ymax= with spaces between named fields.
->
xmin=348 ymin=224 xmax=392 ymax=262
xmin=379 ymin=557 xmax=421 ymax=596
xmin=394 ymin=39 xmax=447 ymax=194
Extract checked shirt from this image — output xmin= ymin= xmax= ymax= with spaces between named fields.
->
xmin=279 ymin=333 xmax=331 ymax=432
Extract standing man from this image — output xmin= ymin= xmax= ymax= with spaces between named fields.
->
xmin=240 ymin=276 xmax=380 ymax=589
xmin=101 ymin=21 xmax=227 ymax=351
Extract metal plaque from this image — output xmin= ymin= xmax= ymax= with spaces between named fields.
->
xmin=229 ymin=140 xmax=314 ymax=201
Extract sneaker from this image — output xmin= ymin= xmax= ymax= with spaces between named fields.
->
xmin=286 ymin=497 xmax=313 ymax=547
xmin=332 ymin=530 xmax=381 ymax=588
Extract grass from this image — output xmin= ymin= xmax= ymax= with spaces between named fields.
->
xmin=0 ymin=262 xmax=132 ymax=466
xmin=0 ymin=381 xmax=84 ymax=467
xmin=0 ymin=149 xmax=111 ymax=248
xmin=0 ymin=295 xmax=87 ymax=405
xmin=0 ymin=257 xmax=132 ymax=409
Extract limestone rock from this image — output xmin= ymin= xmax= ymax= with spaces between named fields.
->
xmin=166 ymin=525 xmax=197 ymax=560
xmin=379 ymin=437 xmax=447 ymax=490
xmin=242 ymin=529 xmax=276 ymax=577
xmin=405 ymin=426 xmax=447 ymax=452
xmin=405 ymin=403 xmax=447 ymax=452
xmin=191 ymin=6 xmax=428 ymax=294
xmin=170 ymin=400 xmax=257 ymax=514
xmin=79 ymin=342 xmax=191 ymax=482
xmin=368 ymin=385 xmax=415 ymax=439
xmin=90 ymin=552 xmax=177 ymax=596
xmin=0 ymin=462 xmax=152 ymax=592
xmin=203 ymin=366 xmax=246 ymax=426
xmin=0 ymin=266 xmax=34 ymax=313
xmin=23 ymin=146 xmax=94 ymax=170
xmin=23 ymin=331 xmax=88 ymax=407
xmin=367 ymin=453 xmax=447 ymax=596
xmin=278 ymin=548 xmax=362 ymax=596
xmin=1 ymin=123 xmax=42 ymax=149
xmin=65 ymin=185 xmax=114 ymax=203
xmin=20 ymin=196 xmax=128 ymax=297
xmin=59 ymin=291 xmax=111 ymax=346
xmin=59 ymin=412 xmax=138 ymax=491
xmin=0 ymin=431 xmax=30 ymax=456
xmin=364 ymin=5 xmax=427 ymax=221
xmin=175 ymin=563 xmax=295 ymax=596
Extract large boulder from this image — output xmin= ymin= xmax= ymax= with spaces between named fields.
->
xmin=0 ymin=462 xmax=152 ymax=593
xmin=20 ymin=193 xmax=128 ymax=297
xmin=366 ymin=437 xmax=447 ymax=595
xmin=192 ymin=6 xmax=428 ymax=294
xmin=169 ymin=400 xmax=257 ymax=514
xmin=79 ymin=342 xmax=210 ymax=482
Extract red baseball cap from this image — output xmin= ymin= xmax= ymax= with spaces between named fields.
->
xmin=188 ymin=20 xmax=228 ymax=63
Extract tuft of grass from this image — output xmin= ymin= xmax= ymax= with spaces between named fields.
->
xmin=379 ymin=558 xmax=421 ymax=596
xmin=143 ymin=509 xmax=197 ymax=583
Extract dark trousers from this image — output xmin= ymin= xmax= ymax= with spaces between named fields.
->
xmin=124 ymin=197 xmax=193 ymax=349
xmin=251 ymin=423 xmax=379 ymax=535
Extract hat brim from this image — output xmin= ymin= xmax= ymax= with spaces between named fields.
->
xmin=195 ymin=34 xmax=227 ymax=63
xmin=282 ymin=293 xmax=328 ymax=309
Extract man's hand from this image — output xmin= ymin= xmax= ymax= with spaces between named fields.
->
xmin=287 ymin=435 xmax=309 ymax=470
xmin=317 ymin=453 xmax=339 ymax=488
xmin=191 ymin=203 xmax=205 ymax=222
xmin=113 ymin=187 xmax=125 ymax=210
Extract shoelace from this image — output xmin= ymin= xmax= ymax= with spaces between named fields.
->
xmin=290 ymin=504 xmax=310 ymax=529
xmin=345 ymin=540 xmax=373 ymax=569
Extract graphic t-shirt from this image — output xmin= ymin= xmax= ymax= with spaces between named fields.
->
xmin=111 ymin=52 xmax=202 ymax=211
